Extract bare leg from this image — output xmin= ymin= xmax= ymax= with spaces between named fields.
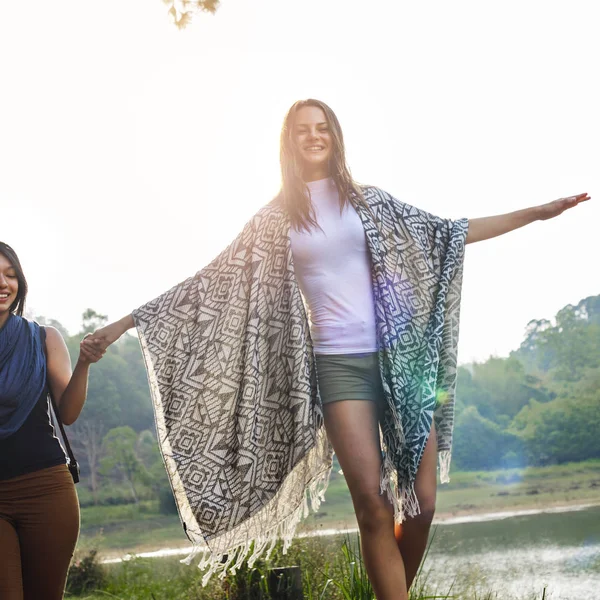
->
xmin=324 ymin=400 xmax=408 ymax=600
xmin=396 ymin=422 xmax=438 ymax=590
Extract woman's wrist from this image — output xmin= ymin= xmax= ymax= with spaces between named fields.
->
xmin=117 ymin=314 xmax=135 ymax=336
xmin=75 ymin=355 xmax=92 ymax=369
xmin=530 ymin=205 xmax=544 ymax=222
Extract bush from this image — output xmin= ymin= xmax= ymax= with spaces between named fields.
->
xmin=453 ymin=406 xmax=525 ymax=470
xmin=66 ymin=549 xmax=106 ymax=594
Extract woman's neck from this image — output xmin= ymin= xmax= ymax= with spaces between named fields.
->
xmin=0 ymin=311 xmax=11 ymax=331
xmin=303 ymin=166 xmax=331 ymax=182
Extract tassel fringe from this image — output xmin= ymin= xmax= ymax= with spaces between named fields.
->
xmin=438 ymin=449 xmax=452 ymax=484
xmin=184 ymin=468 xmax=331 ymax=586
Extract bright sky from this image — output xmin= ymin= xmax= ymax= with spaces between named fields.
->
xmin=1 ymin=0 xmax=598 ymax=364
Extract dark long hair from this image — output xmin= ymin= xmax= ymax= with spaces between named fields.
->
xmin=279 ymin=99 xmax=368 ymax=231
xmin=0 ymin=242 xmax=28 ymax=317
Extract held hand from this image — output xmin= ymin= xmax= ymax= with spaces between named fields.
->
xmin=78 ymin=333 xmax=106 ymax=365
xmin=538 ymin=192 xmax=591 ymax=221
xmin=83 ymin=320 xmax=127 ymax=353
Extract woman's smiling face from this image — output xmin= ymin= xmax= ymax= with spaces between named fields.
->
xmin=0 ymin=253 xmax=19 ymax=318
xmin=292 ymin=105 xmax=333 ymax=181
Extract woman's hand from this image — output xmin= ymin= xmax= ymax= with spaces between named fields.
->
xmin=537 ymin=192 xmax=591 ymax=221
xmin=82 ymin=314 xmax=135 ymax=353
xmin=466 ymin=192 xmax=591 ymax=244
xmin=77 ymin=333 xmax=106 ymax=365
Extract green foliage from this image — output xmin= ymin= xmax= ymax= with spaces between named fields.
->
xmin=455 ymin=293 xmax=600 ymax=469
xmin=512 ymin=394 xmax=600 ymax=465
xmin=457 ymin=357 xmax=549 ymax=424
xmin=100 ymin=426 xmax=151 ymax=503
xmin=223 ymin=559 xmax=268 ymax=600
xmin=54 ymin=310 xmax=156 ymax=505
xmin=514 ymin=296 xmax=600 ymax=381
xmin=66 ymin=549 xmax=106 ymax=595
xmin=66 ymin=535 xmax=556 ymax=599
xmin=80 ymin=308 xmax=108 ymax=335
xmin=158 ymin=484 xmax=178 ymax=515
xmin=453 ymin=406 xmax=524 ymax=470
xmin=330 ymin=537 xmax=373 ymax=600
xmin=38 ymin=290 xmax=600 ymax=510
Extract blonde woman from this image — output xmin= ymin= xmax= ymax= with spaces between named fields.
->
xmin=86 ymin=100 xmax=588 ymax=598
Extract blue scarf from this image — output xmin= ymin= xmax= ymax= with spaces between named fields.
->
xmin=0 ymin=315 xmax=46 ymax=440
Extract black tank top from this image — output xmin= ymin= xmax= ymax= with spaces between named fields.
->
xmin=0 ymin=374 xmax=66 ymax=480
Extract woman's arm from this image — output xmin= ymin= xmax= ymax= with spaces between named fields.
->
xmin=45 ymin=327 xmax=104 ymax=426
xmin=85 ymin=314 xmax=135 ymax=350
xmin=466 ymin=192 xmax=590 ymax=245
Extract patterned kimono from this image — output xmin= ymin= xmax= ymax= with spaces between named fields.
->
xmin=133 ymin=185 xmax=468 ymax=583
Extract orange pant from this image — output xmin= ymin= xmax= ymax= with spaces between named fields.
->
xmin=0 ymin=464 xmax=80 ymax=600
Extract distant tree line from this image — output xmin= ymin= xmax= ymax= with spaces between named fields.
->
xmin=33 ymin=295 xmax=600 ymax=507
xmin=453 ymin=295 xmax=600 ymax=470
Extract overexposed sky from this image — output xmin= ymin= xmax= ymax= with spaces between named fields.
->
xmin=1 ymin=0 xmax=598 ymax=363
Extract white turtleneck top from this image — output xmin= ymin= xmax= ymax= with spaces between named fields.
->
xmin=290 ymin=177 xmax=377 ymax=355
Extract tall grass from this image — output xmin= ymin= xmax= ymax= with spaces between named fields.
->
xmin=67 ymin=531 xmax=553 ymax=600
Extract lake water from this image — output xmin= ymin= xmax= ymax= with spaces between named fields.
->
xmin=104 ymin=504 xmax=600 ymax=599
xmin=423 ymin=504 xmax=600 ymax=599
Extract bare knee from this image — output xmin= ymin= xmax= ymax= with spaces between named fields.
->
xmin=354 ymin=492 xmax=393 ymax=535
xmin=413 ymin=494 xmax=436 ymax=527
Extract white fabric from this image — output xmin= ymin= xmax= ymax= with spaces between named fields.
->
xmin=290 ymin=178 xmax=377 ymax=354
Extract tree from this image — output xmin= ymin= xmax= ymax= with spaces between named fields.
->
xmin=100 ymin=427 xmax=151 ymax=503
xmin=512 ymin=366 xmax=600 ymax=465
xmin=63 ymin=311 xmax=154 ymax=503
xmin=71 ymin=419 xmax=106 ymax=505
xmin=456 ymin=356 xmax=549 ymax=425
xmin=164 ymin=0 xmax=221 ymax=29
xmin=80 ymin=309 xmax=108 ymax=335
xmin=453 ymin=406 xmax=525 ymax=470
xmin=513 ymin=297 xmax=600 ymax=382
xmin=512 ymin=395 xmax=600 ymax=465
xmin=136 ymin=429 xmax=177 ymax=514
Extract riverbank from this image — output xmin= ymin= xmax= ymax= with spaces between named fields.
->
xmin=99 ymin=501 xmax=599 ymax=565
xmin=79 ymin=460 xmax=600 ymax=561
xmin=71 ymin=505 xmax=600 ymax=600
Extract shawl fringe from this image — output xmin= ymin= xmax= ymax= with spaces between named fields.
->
xmin=183 ymin=442 xmax=331 ymax=586
xmin=438 ymin=449 xmax=452 ymax=484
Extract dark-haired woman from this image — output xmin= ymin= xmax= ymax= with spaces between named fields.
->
xmin=85 ymin=101 xmax=589 ymax=599
xmin=0 ymin=242 xmax=105 ymax=600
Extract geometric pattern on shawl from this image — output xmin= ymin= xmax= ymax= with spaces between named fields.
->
xmin=133 ymin=187 xmax=467 ymax=581
xmin=354 ymin=187 xmax=468 ymax=519
xmin=133 ymin=203 xmax=332 ymax=583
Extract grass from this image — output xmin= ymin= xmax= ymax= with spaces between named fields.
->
xmin=65 ymin=531 xmax=555 ymax=600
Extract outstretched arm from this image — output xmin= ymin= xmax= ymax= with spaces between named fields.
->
xmin=85 ymin=314 xmax=135 ymax=351
xmin=466 ymin=192 xmax=590 ymax=245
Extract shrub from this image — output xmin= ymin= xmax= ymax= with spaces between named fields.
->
xmin=66 ymin=549 xmax=106 ymax=595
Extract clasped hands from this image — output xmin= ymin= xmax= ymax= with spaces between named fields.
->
xmin=79 ymin=320 xmax=128 ymax=364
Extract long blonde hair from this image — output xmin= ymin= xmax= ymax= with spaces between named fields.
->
xmin=279 ymin=99 xmax=367 ymax=231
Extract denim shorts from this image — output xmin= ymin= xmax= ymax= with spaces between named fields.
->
xmin=315 ymin=352 xmax=385 ymax=406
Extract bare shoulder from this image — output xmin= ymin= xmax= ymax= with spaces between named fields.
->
xmin=44 ymin=325 xmax=69 ymax=355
